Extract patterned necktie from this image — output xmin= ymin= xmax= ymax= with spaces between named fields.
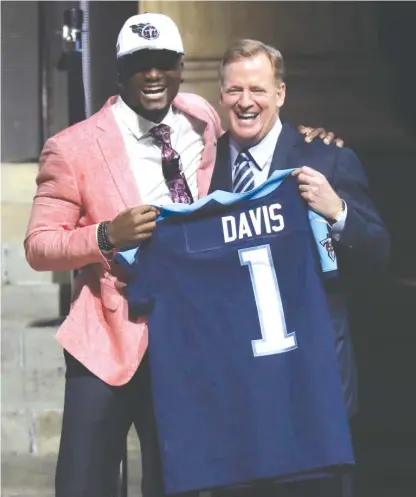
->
xmin=149 ymin=124 xmax=193 ymax=204
xmin=233 ymin=150 xmax=255 ymax=193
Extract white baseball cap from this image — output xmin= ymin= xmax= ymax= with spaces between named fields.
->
xmin=116 ymin=13 xmax=185 ymax=58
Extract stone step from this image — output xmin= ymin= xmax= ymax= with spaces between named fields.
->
xmin=1 ymin=453 xmax=142 ymax=497
xmin=1 ymin=242 xmax=54 ymax=285
xmin=1 ymin=406 xmax=142 ymax=456
xmin=1 ymin=284 xmax=60 ymax=322
xmin=1 ymin=161 xmax=55 ymax=285
xmin=2 ymin=283 xmax=63 ymax=455
xmin=1 ymin=282 xmax=143 ymax=457
xmin=1 ymin=163 xmax=38 ymax=204
xmin=2 ymin=319 xmax=65 ymax=455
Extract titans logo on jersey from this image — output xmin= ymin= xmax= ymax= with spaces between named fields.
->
xmin=116 ymin=170 xmax=354 ymax=495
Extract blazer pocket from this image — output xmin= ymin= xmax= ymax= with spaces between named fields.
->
xmin=100 ymin=281 xmax=121 ymax=312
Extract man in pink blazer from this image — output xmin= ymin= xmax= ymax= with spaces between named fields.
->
xmin=25 ymin=12 xmax=342 ymax=497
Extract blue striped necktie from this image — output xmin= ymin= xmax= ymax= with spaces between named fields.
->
xmin=233 ymin=150 xmax=255 ymax=193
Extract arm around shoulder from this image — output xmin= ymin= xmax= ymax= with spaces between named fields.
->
xmin=24 ymin=137 xmax=110 ymax=272
xmin=333 ymin=147 xmax=390 ymax=268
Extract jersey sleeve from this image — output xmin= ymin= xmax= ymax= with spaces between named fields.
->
xmin=115 ymin=243 xmax=155 ymax=316
xmin=308 ymin=210 xmax=338 ymax=277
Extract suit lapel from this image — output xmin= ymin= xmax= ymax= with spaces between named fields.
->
xmin=268 ymin=122 xmax=303 ymax=176
xmin=96 ymin=99 xmax=142 ymax=209
xmin=208 ymin=132 xmax=232 ymax=194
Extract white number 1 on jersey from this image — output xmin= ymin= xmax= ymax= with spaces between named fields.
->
xmin=239 ymin=244 xmax=298 ymax=357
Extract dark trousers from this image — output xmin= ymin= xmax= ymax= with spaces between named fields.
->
xmin=56 ymin=351 xmax=196 ymax=497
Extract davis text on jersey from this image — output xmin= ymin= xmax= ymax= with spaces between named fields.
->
xmin=221 ymin=203 xmax=285 ymax=243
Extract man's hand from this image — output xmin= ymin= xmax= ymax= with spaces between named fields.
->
xmin=107 ymin=205 xmax=159 ymax=249
xmin=292 ymin=166 xmax=343 ymax=221
xmin=298 ymin=125 xmax=345 ymax=148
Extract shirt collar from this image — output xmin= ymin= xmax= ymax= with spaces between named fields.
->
xmin=114 ymin=95 xmax=177 ymax=140
xmin=230 ymin=117 xmax=283 ymax=169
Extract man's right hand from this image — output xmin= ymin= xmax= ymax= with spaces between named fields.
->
xmin=107 ymin=205 xmax=159 ymax=249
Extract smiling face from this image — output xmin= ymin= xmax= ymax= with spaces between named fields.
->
xmin=118 ymin=49 xmax=183 ymax=122
xmin=220 ymin=51 xmax=286 ymax=147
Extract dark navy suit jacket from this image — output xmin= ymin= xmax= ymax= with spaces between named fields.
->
xmin=208 ymin=123 xmax=391 ymax=417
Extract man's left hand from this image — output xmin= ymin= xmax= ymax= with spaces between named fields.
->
xmin=292 ymin=166 xmax=343 ymax=222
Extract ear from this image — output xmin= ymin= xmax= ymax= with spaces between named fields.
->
xmin=219 ymin=85 xmax=225 ymax=107
xmin=276 ymin=82 xmax=286 ymax=108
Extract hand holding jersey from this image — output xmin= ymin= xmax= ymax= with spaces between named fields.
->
xmin=292 ymin=166 xmax=344 ymax=223
xmin=107 ymin=205 xmax=160 ymax=249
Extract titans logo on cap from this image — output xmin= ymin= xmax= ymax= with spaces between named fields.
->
xmin=130 ymin=23 xmax=160 ymax=40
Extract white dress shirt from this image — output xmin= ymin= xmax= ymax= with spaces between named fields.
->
xmin=230 ymin=117 xmax=282 ymax=188
xmin=229 ymin=118 xmax=347 ymax=237
xmin=112 ymin=96 xmax=205 ymax=206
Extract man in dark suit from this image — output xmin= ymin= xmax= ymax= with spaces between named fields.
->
xmin=210 ymin=39 xmax=390 ymax=497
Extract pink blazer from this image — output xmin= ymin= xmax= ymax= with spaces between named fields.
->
xmin=25 ymin=94 xmax=223 ymax=385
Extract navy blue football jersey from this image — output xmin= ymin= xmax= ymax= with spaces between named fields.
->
xmin=116 ymin=171 xmax=354 ymax=494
